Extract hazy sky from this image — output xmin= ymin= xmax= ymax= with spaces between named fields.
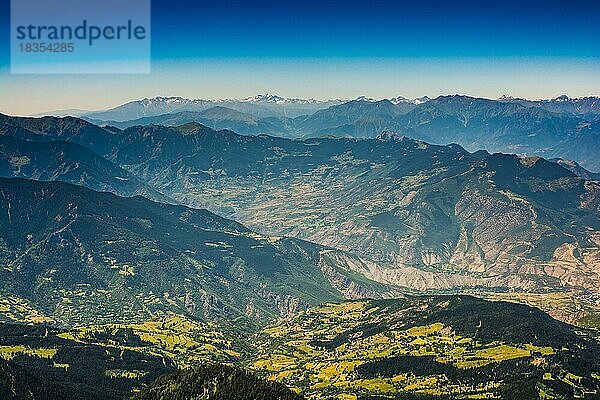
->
xmin=1 ymin=0 xmax=599 ymax=115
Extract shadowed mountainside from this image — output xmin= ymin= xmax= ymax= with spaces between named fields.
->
xmin=0 ymin=178 xmax=392 ymax=327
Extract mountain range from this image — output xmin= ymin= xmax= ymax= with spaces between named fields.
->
xmin=75 ymin=94 xmax=600 ymax=123
xmin=82 ymin=95 xmax=343 ymax=121
xmin=0 ymin=135 xmax=165 ymax=201
xmin=499 ymin=94 xmax=600 ymax=121
xmin=74 ymin=94 xmax=600 ymax=171
xmin=0 ymin=107 xmax=599 ymax=399
xmin=0 ymin=113 xmax=598 ymax=323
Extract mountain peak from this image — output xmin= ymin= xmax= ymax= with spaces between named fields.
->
xmin=354 ymin=96 xmax=377 ymax=102
xmin=389 ymin=96 xmax=431 ymax=105
xmin=238 ymin=94 xmax=333 ymax=105
xmin=136 ymin=95 xmax=334 ymax=107
xmin=376 ymin=130 xmax=404 ymax=141
xmin=241 ymin=94 xmax=287 ymax=103
xmin=174 ymin=121 xmax=209 ymax=134
xmin=413 ymin=96 xmax=432 ymax=104
xmin=140 ymin=96 xmax=189 ymax=103
xmin=498 ymin=94 xmax=516 ymax=100
xmin=389 ymin=96 xmax=410 ymax=104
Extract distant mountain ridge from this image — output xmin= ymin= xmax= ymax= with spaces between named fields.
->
xmin=498 ymin=94 xmax=600 ymax=121
xmin=79 ymin=93 xmax=600 ymax=122
xmin=94 ymin=107 xmax=297 ymax=138
xmin=75 ymin=94 xmax=600 ymax=171
xmin=83 ymin=95 xmax=345 ymax=121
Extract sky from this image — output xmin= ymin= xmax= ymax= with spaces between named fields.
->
xmin=0 ymin=0 xmax=599 ymax=115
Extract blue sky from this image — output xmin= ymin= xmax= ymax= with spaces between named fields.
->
xmin=150 ymin=0 xmax=599 ymax=59
xmin=0 ymin=0 xmax=599 ymax=115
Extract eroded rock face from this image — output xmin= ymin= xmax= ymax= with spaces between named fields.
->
xmin=318 ymin=250 xmax=553 ymax=292
xmin=256 ymin=284 xmax=308 ymax=318
xmin=319 ymin=254 xmax=383 ymax=300
xmin=186 ymin=170 xmax=598 ymax=297
xmin=581 ymin=181 xmax=600 ymax=212
xmin=454 ymin=190 xmax=539 ymax=263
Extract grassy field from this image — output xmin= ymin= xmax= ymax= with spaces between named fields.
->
xmin=1 ymin=297 xmax=597 ymax=399
xmin=248 ymin=299 xmax=595 ymax=399
xmin=59 ymin=313 xmax=248 ymax=368
xmin=0 ymin=345 xmax=57 ymax=361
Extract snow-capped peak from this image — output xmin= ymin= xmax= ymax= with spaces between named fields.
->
xmin=238 ymin=94 xmax=335 ymax=105
xmin=413 ymin=96 xmax=432 ymax=105
xmin=135 ymin=94 xmax=336 ymax=106
xmin=389 ymin=96 xmax=410 ymax=104
xmin=498 ymin=95 xmax=516 ymax=101
xmin=241 ymin=94 xmax=287 ymax=103
xmin=138 ymin=96 xmax=206 ymax=107
xmin=389 ymin=96 xmax=431 ymax=105
xmin=355 ymin=96 xmax=377 ymax=102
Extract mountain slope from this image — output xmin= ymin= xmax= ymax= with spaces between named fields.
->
xmin=5 ymin=295 xmax=597 ymax=400
xmin=84 ymin=124 xmax=600 ymax=304
xmin=0 ymin=323 xmax=174 ymax=400
xmin=0 ymin=114 xmax=598 ymax=319
xmin=0 ymin=178 xmax=385 ymax=326
xmin=130 ymin=363 xmax=305 ymax=400
xmin=6 ymin=93 xmax=600 ymax=171
xmin=0 ymin=114 xmax=118 ymax=155
xmin=398 ymin=96 xmax=600 ymax=170
xmin=0 ymin=135 xmax=164 ymax=201
xmin=550 ymin=158 xmax=600 ymax=180
xmin=1 ymin=358 xmax=62 ymax=400
xmin=97 ymin=107 xmax=295 ymax=138
xmin=294 ymin=98 xmax=413 ymax=138
xmin=1 ymin=357 xmax=78 ymax=400
xmin=251 ymin=296 xmax=600 ymax=399
xmin=83 ymin=95 xmax=342 ymax=121
xmin=279 ymin=96 xmax=600 ymax=170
